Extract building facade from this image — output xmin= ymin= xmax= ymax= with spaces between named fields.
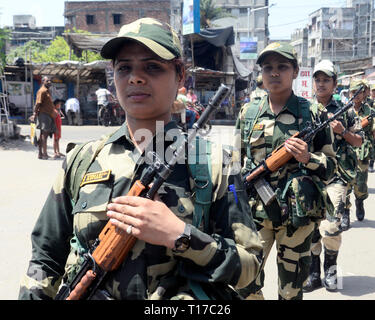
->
xmin=290 ymin=28 xmax=308 ymax=67
xmin=295 ymin=0 xmax=374 ymax=70
xmin=6 ymin=15 xmax=64 ymax=53
xmin=64 ymin=0 xmax=171 ymax=34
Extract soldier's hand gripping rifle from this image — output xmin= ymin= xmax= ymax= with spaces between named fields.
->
xmin=243 ymin=86 xmax=364 ymax=206
xmin=54 ymin=84 xmax=230 ymax=300
xmin=361 ymin=108 xmax=375 ymax=128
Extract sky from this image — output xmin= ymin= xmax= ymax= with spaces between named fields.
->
xmin=0 ymin=0 xmax=350 ymax=39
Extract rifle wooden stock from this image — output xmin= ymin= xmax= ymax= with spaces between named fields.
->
xmin=92 ymin=180 xmax=146 ymax=271
xmin=245 ymin=132 xmax=299 ymax=184
xmin=65 ymin=180 xmax=147 ymax=300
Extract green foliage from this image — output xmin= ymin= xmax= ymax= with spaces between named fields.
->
xmin=0 ymin=28 xmax=11 ymax=67
xmin=200 ymin=0 xmax=233 ymax=28
xmin=6 ymin=30 xmax=102 ymax=64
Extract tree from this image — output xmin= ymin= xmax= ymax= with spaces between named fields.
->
xmin=200 ymin=0 xmax=233 ymax=29
xmin=6 ymin=30 xmax=102 ymax=65
xmin=0 ymin=28 xmax=10 ymax=67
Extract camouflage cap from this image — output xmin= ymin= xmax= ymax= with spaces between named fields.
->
xmin=313 ymin=60 xmax=337 ymax=78
xmin=349 ymin=79 xmax=366 ymax=92
xmin=256 ymin=42 xmax=298 ymax=65
xmin=101 ymin=18 xmax=182 ymax=60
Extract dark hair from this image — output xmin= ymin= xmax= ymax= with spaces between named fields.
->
xmin=53 ymin=99 xmax=62 ymax=106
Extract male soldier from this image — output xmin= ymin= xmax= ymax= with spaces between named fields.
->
xmin=304 ymin=60 xmax=363 ymax=292
xmin=343 ymin=79 xmax=375 ymax=229
xmin=33 ymin=76 xmax=57 ymax=160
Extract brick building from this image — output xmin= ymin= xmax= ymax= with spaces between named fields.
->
xmin=64 ymin=0 xmax=171 ymax=34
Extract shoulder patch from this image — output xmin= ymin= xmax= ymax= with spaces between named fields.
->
xmin=80 ymin=170 xmax=111 ymax=187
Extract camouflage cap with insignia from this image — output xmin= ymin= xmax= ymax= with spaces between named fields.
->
xmin=256 ymin=42 xmax=298 ymax=65
xmin=101 ymin=17 xmax=182 ymax=60
xmin=349 ymin=79 xmax=366 ymax=92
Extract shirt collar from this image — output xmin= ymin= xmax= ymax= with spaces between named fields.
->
xmin=262 ymin=92 xmax=299 ymax=118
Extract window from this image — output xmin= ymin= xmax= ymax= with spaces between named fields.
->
xmin=86 ymin=15 xmax=95 ymax=25
xmin=113 ymin=14 xmax=122 ymax=25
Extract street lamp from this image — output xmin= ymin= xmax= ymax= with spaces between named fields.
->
xmin=247 ymin=3 xmax=276 ymax=39
xmin=246 ymin=3 xmax=276 ymax=69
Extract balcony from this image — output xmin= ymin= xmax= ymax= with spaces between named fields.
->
xmin=322 ymin=29 xmax=353 ymax=39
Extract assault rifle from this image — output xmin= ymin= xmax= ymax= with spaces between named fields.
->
xmin=54 ymin=84 xmax=230 ymax=300
xmin=243 ymin=86 xmax=364 ymax=206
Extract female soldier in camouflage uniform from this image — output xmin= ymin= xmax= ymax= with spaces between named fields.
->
xmin=19 ymin=18 xmax=262 ymax=300
xmin=236 ymin=43 xmax=336 ymax=300
xmin=304 ymin=60 xmax=363 ymax=293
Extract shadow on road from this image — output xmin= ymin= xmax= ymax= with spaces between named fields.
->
xmin=339 ymin=275 xmax=375 ymax=297
xmin=0 ymin=135 xmax=37 ymax=153
xmin=350 ymin=219 xmax=375 ymax=229
xmin=367 ymin=187 xmax=375 ymax=194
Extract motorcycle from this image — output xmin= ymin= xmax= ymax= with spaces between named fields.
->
xmin=98 ymin=101 xmax=125 ymax=126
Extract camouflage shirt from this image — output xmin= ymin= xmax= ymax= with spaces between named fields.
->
xmin=235 ymin=93 xmax=337 ymax=227
xmin=19 ymin=121 xmax=262 ymax=300
xmin=316 ymin=97 xmax=363 ymax=184
xmin=353 ymin=101 xmax=375 ymax=161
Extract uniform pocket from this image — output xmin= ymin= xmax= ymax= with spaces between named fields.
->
xmin=288 ymin=176 xmax=324 ymax=227
xmin=249 ymin=130 xmax=266 ymax=163
xmin=72 ymin=181 xmax=114 ymax=249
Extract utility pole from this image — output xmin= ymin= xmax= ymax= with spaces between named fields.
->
xmin=369 ymin=0 xmax=373 ymax=57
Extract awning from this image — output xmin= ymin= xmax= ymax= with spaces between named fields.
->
xmin=30 ymin=60 xmax=109 ymax=83
xmin=64 ymin=33 xmax=114 ymax=56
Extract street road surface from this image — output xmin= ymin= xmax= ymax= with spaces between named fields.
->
xmin=1 ymin=124 xmax=374 ymax=300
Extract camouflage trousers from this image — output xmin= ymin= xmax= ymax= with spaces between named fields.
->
xmin=311 ymin=180 xmax=346 ymax=255
xmin=346 ymin=159 xmax=369 ymax=209
xmin=239 ymin=219 xmax=315 ymax=300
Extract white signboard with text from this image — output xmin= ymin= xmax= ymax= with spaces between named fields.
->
xmin=293 ymin=67 xmax=313 ymax=100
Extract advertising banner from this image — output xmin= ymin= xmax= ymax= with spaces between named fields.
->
xmin=240 ymin=37 xmax=258 ymax=60
xmin=182 ymin=0 xmax=200 ymax=35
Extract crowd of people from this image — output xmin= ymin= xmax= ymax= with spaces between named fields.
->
xmin=19 ymin=17 xmax=373 ymax=301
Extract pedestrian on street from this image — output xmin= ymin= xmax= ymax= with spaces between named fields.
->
xmin=18 ymin=17 xmax=262 ymax=300
xmin=33 ymin=76 xmax=57 ymax=160
xmin=235 ymin=42 xmax=337 ymax=300
xmin=345 ymin=79 xmax=375 ymax=226
xmin=304 ymin=60 xmax=363 ymax=293
xmin=65 ymin=97 xmax=82 ymax=126
xmin=53 ymin=99 xmax=66 ymax=159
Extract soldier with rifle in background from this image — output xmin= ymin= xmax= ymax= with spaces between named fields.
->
xmin=303 ymin=60 xmax=363 ymax=293
xmin=18 ymin=17 xmax=262 ymax=300
xmin=235 ymin=42 xmax=337 ymax=300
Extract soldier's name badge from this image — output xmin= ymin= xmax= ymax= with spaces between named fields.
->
xmin=80 ymin=170 xmax=111 ymax=187
xmin=253 ymin=124 xmax=265 ymax=131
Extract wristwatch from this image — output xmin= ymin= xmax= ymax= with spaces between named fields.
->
xmin=172 ymin=223 xmax=191 ymax=253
